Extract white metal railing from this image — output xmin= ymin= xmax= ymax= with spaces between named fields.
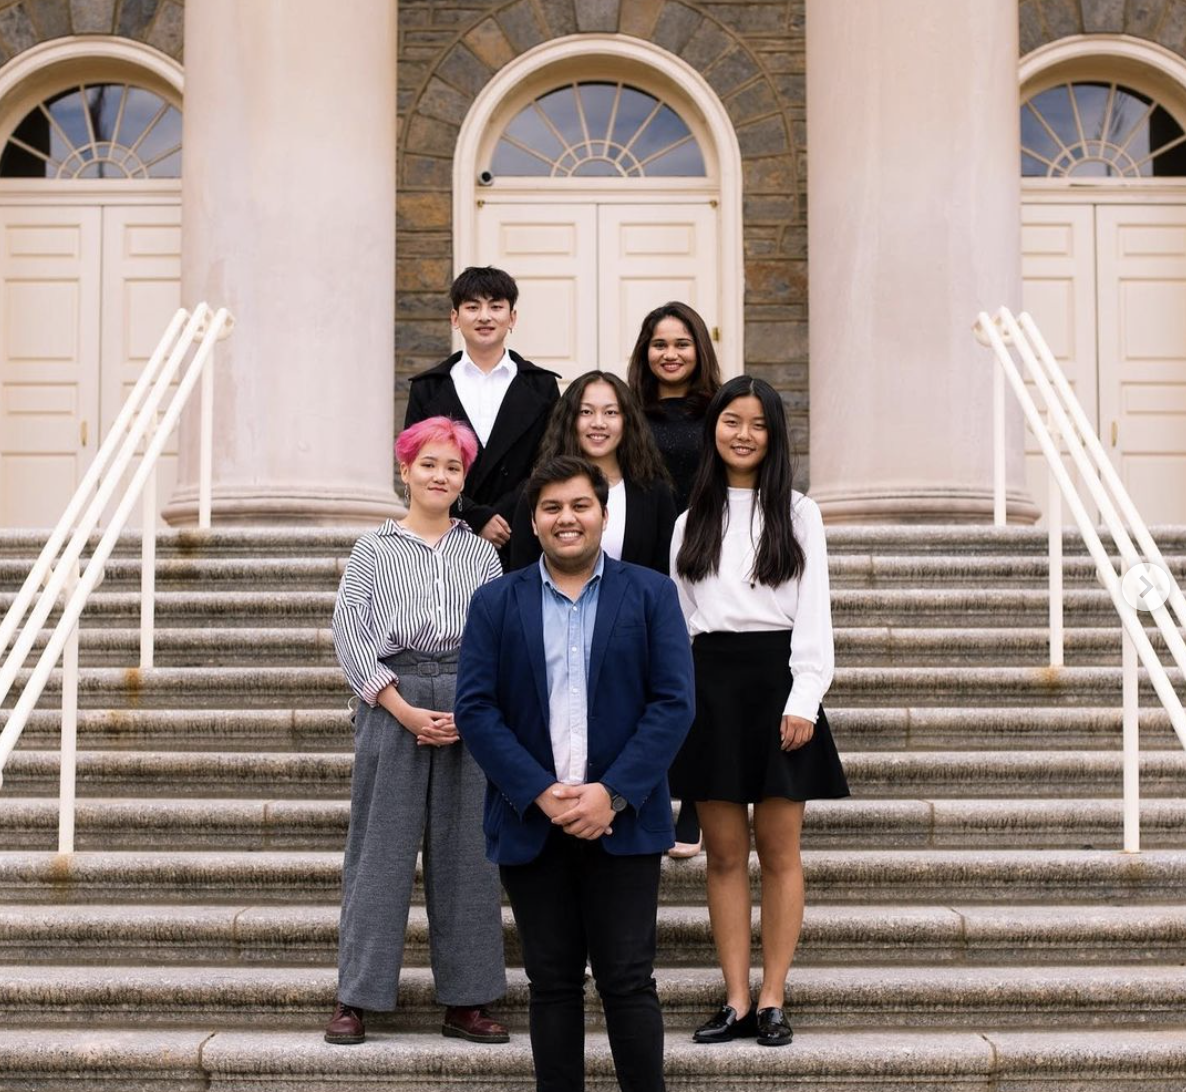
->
xmin=974 ymin=307 xmax=1186 ymax=853
xmin=0 ymin=303 xmax=235 ymax=852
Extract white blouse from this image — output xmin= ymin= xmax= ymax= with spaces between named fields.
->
xmin=669 ymin=488 xmax=834 ymax=722
xmin=601 ymin=479 xmax=627 ymax=560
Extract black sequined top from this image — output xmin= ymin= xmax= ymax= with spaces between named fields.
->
xmin=646 ymin=397 xmax=706 ymax=513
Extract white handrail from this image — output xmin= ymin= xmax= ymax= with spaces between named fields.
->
xmin=0 ymin=304 xmax=235 ymax=853
xmin=0 ymin=308 xmax=189 ymax=661
xmin=974 ymin=307 xmax=1186 ymax=852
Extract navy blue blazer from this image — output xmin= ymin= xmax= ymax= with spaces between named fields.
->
xmin=455 ymin=556 xmax=695 ymax=866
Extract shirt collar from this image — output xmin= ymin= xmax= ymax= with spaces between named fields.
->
xmin=539 ymin=551 xmax=605 ymax=600
xmin=377 ymin=517 xmax=464 ymax=542
xmin=458 ymin=349 xmax=515 ymax=379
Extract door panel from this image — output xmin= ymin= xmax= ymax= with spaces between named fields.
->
xmin=100 ymin=205 xmax=182 ymax=528
xmin=1097 ymin=205 xmax=1186 ymax=524
xmin=1021 ymin=204 xmax=1099 ymax=526
xmin=597 ymin=203 xmax=718 ymax=374
xmin=476 ymin=203 xmax=597 ymax=383
xmin=0 ymin=207 xmax=102 ymax=528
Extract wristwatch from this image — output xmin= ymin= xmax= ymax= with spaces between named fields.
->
xmin=602 ymin=784 xmax=628 ymax=813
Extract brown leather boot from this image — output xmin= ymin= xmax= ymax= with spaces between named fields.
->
xmin=441 ymin=1005 xmax=510 ymax=1043
xmin=324 ymin=1000 xmax=365 ymax=1044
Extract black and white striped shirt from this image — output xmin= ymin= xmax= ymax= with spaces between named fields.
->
xmin=332 ymin=518 xmax=502 ymax=704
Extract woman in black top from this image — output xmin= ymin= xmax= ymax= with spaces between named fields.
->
xmin=627 ymin=301 xmax=723 ymax=855
xmin=510 ymin=371 xmax=676 ymax=573
xmin=627 ymin=301 xmax=723 ymax=512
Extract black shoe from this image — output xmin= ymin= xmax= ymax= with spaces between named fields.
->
xmin=692 ymin=1003 xmax=758 ymax=1043
xmin=756 ymin=1006 xmax=793 ymax=1046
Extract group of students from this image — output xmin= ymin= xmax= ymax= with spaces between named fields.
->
xmin=326 ymin=266 xmax=849 ymax=1092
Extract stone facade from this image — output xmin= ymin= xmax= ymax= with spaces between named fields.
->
xmin=395 ymin=0 xmax=811 ymax=458
xmin=0 ymin=0 xmax=184 ymax=63
xmin=6 ymin=0 xmax=1186 ymax=482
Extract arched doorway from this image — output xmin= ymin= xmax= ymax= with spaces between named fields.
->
xmin=1020 ymin=36 xmax=1186 ymax=523
xmin=0 ymin=39 xmax=182 ymax=529
xmin=453 ymin=34 xmax=743 ymax=383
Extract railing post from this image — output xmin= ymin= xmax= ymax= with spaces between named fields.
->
xmin=199 ymin=335 xmax=215 ymax=530
xmin=58 ymin=560 xmax=80 ymax=855
xmin=1122 ymin=612 xmax=1140 ymax=853
xmin=1047 ymin=409 xmax=1063 ymax=668
xmin=140 ymin=412 xmax=157 ymax=670
xmin=993 ymin=360 xmax=1006 ymax=527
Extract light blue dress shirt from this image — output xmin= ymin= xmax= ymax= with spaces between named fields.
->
xmin=539 ymin=552 xmax=604 ymax=784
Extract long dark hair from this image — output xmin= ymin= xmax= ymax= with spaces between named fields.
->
xmin=675 ymin=376 xmax=805 ymax=586
xmin=536 ymin=371 xmax=671 ymax=487
xmin=626 ymin=301 xmax=722 ymax=413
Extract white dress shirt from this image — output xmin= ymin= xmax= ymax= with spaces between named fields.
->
xmin=669 ymin=488 xmax=834 ymax=722
xmin=601 ymin=479 xmax=627 ymax=560
xmin=450 ymin=350 xmax=516 ymax=446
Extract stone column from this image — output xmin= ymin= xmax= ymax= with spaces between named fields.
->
xmin=166 ymin=0 xmax=399 ymax=525
xmin=806 ymin=0 xmax=1036 ymax=523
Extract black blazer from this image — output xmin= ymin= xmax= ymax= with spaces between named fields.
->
xmin=405 ymin=350 xmax=561 ymax=535
xmin=509 ymin=477 xmax=677 ymax=574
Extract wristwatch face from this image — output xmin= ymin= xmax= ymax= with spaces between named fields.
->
xmin=610 ymin=793 xmax=627 ymax=813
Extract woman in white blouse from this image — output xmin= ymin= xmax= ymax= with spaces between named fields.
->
xmin=325 ymin=416 xmax=509 ymax=1048
xmin=669 ymin=377 xmax=849 ymax=1048
xmin=509 ymin=371 xmax=676 ymax=573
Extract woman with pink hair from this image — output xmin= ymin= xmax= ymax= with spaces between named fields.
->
xmin=325 ymin=416 xmax=509 ymax=1047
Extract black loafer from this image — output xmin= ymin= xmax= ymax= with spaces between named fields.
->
xmin=692 ymin=1004 xmax=757 ymax=1043
xmin=756 ymin=1006 xmax=793 ymax=1046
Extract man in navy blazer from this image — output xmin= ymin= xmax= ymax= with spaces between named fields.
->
xmin=455 ymin=455 xmax=694 ymax=1092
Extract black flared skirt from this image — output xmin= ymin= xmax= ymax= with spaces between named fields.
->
xmin=669 ymin=630 xmax=850 ymax=804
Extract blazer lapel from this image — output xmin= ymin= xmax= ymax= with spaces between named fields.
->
xmin=514 ymin=570 xmax=550 ymax=728
xmin=619 ymin=479 xmax=646 ymax=565
xmin=587 ymin=560 xmax=626 ymax=700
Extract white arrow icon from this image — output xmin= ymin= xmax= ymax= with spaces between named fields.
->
xmin=1121 ymin=563 xmax=1172 ymax=612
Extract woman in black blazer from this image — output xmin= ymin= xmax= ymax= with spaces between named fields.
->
xmin=510 ymin=371 xmax=676 ymax=573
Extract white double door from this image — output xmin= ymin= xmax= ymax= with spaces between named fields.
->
xmin=475 ymin=199 xmax=719 ymax=383
xmin=1022 ymin=201 xmax=1186 ymax=524
xmin=0 ymin=200 xmax=181 ymax=529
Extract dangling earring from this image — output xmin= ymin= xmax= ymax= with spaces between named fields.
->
xmin=401 ymin=481 xmax=410 ymax=508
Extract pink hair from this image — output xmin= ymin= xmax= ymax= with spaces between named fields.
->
xmin=395 ymin=416 xmax=479 ymax=473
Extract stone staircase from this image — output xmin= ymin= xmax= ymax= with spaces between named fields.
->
xmin=2 ymin=526 xmax=1186 ymax=1090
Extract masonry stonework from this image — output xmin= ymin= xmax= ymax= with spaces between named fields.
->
xmin=0 ymin=0 xmax=184 ymax=64
xmin=395 ymin=0 xmax=811 ymax=458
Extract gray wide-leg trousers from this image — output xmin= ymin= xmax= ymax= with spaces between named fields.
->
xmin=337 ymin=651 xmax=506 ymax=1012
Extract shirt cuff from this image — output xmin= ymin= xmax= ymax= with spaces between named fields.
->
xmin=361 ymin=665 xmax=398 ymax=706
xmin=782 ymin=688 xmax=821 ymax=722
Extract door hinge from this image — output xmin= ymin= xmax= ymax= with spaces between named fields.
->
xmin=80 ymin=420 xmax=88 ymax=447
xmin=712 ymin=326 xmax=720 ymax=342
xmin=1111 ymin=420 xmax=1118 ymax=447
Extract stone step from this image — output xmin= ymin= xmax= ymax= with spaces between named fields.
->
xmin=16 ymin=624 xmax=1183 ymax=669
xmin=5 ymin=902 xmax=1184 ymax=968
xmin=1 ymin=796 xmax=1183 ymax=852
xmin=2 ymin=849 xmax=1183 ymax=905
xmin=0 ymin=528 xmax=362 ymax=561
xmin=0 ymin=587 xmax=1160 ymax=632
xmin=0 ymin=556 xmax=346 ymax=593
xmin=5 ymin=1028 xmax=1186 ymax=1092
xmin=7 ymin=553 xmax=1185 ymax=596
xmin=5 ymin=748 xmax=1182 ymax=799
xmin=7 ymin=705 xmax=1182 ymax=753
xmin=4 ymin=964 xmax=1186 ymax=1030
xmin=6 ymin=663 xmax=1185 ymax=712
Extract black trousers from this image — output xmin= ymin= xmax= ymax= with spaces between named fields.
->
xmin=500 ymin=828 xmax=665 ymax=1092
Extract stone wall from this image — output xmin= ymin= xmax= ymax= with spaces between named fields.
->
xmin=395 ymin=0 xmax=811 ymax=460
xmin=0 ymin=0 xmax=183 ymax=63
xmin=1020 ymin=0 xmax=1186 ymax=54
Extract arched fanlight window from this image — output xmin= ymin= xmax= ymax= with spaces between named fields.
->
xmin=489 ymin=81 xmax=707 ymax=179
xmin=0 ymin=82 xmax=181 ymax=179
xmin=1021 ymin=80 xmax=1186 ymax=178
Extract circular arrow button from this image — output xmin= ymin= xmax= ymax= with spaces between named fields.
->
xmin=1121 ymin=562 xmax=1172 ymax=612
